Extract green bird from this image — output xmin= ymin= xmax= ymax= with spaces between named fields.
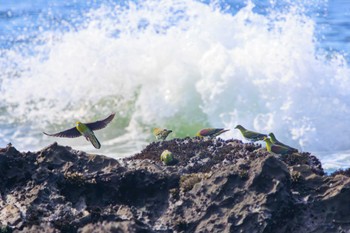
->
xmin=160 ymin=149 xmax=174 ymax=165
xmin=196 ymin=128 xmax=229 ymax=138
xmin=234 ymin=125 xmax=267 ymax=142
xmin=43 ymin=113 xmax=115 ymax=149
xmin=268 ymin=133 xmax=298 ymax=153
xmin=153 ymin=128 xmax=173 ymax=141
xmin=263 ymin=137 xmax=296 ymax=155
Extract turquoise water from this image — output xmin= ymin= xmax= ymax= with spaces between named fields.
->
xmin=0 ymin=0 xmax=350 ymax=173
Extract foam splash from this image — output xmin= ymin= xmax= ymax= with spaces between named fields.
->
xmin=0 ymin=0 xmax=349 ymax=159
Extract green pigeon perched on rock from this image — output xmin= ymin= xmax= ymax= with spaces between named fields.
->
xmin=196 ymin=128 xmax=229 ymax=138
xmin=43 ymin=113 xmax=115 ymax=149
xmin=153 ymin=128 xmax=173 ymax=141
xmin=235 ymin=125 xmax=267 ymax=142
xmin=268 ymin=133 xmax=298 ymax=153
xmin=263 ymin=137 xmax=296 ymax=155
xmin=160 ymin=150 xmax=174 ymax=165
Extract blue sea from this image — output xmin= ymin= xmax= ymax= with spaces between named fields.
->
xmin=1 ymin=0 xmax=350 ymax=173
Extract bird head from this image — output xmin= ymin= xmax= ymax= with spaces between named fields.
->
xmin=234 ymin=125 xmax=244 ymax=130
xmin=75 ymin=121 xmax=87 ymax=132
xmin=268 ymin=133 xmax=277 ymax=140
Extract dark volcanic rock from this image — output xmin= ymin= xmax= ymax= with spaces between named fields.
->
xmin=0 ymin=139 xmax=349 ymax=233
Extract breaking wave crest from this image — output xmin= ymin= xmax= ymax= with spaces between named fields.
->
xmin=0 ymin=0 xmax=349 ymax=161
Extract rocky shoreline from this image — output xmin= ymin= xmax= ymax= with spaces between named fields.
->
xmin=0 ymin=138 xmax=349 ymax=232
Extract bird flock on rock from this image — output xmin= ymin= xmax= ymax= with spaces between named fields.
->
xmin=43 ymin=113 xmax=299 ymax=159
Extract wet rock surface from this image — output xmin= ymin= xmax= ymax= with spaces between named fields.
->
xmin=0 ymin=139 xmax=349 ymax=233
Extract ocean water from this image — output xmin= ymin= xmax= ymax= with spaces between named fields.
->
xmin=0 ymin=0 xmax=349 ymax=173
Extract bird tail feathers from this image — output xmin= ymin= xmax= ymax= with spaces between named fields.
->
xmin=87 ymin=134 xmax=101 ymax=149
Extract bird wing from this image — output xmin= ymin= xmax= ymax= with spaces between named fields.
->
xmin=160 ymin=129 xmax=172 ymax=140
xmin=43 ymin=127 xmax=81 ymax=138
xmin=271 ymin=144 xmax=293 ymax=155
xmin=275 ymin=141 xmax=298 ymax=152
xmin=271 ymin=144 xmax=284 ymax=154
xmin=85 ymin=113 xmax=116 ymax=131
xmin=244 ymin=130 xmax=267 ymax=140
xmin=200 ymin=128 xmax=222 ymax=136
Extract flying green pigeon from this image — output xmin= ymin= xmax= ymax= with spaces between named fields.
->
xmin=263 ymin=137 xmax=296 ymax=155
xmin=43 ymin=113 xmax=115 ymax=149
xmin=234 ymin=125 xmax=267 ymax=142
xmin=268 ymin=133 xmax=298 ymax=153
xmin=196 ymin=128 xmax=229 ymax=138
xmin=153 ymin=128 xmax=173 ymax=141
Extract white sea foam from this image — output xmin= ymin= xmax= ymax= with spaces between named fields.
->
xmin=0 ymin=0 xmax=349 ymax=168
